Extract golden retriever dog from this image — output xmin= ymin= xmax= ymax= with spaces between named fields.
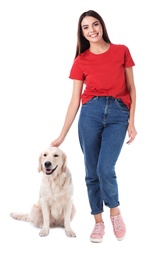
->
xmin=10 ymin=146 xmax=76 ymax=237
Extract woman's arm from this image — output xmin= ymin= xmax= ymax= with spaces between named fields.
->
xmin=125 ymin=67 xmax=137 ymax=144
xmin=51 ymin=80 xmax=84 ymax=147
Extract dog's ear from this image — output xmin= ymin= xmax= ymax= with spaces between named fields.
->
xmin=38 ymin=153 xmax=43 ymax=172
xmin=62 ymin=152 xmax=67 ymax=172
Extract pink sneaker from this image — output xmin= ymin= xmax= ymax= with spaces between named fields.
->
xmin=110 ymin=212 xmax=126 ymax=240
xmin=90 ymin=222 xmax=105 ymax=243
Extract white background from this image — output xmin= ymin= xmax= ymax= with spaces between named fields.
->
xmin=0 ymin=0 xmax=149 ymax=259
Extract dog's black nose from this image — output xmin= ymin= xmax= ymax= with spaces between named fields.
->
xmin=44 ymin=161 xmax=51 ymax=168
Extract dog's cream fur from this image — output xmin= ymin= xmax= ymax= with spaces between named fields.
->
xmin=10 ymin=146 xmax=76 ymax=237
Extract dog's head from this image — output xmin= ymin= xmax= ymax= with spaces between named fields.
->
xmin=38 ymin=146 xmax=67 ymax=175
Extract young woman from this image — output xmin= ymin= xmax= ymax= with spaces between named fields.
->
xmin=51 ymin=10 xmax=137 ymax=243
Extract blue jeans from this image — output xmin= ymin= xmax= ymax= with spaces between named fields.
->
xmin=78 ymin=96 xmax=129 ymax=215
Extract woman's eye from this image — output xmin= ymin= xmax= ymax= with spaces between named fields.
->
xmin=83 ymin=26 xmax=88 ymax=30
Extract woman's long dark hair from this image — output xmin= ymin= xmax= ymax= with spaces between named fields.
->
xmin=75 ymin=10 xmax=111 ymax=58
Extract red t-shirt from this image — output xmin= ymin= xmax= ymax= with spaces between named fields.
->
xmin=69 ymin=43 xmax=135 ymax=109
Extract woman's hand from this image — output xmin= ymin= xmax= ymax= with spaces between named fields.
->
xmin=126 ymin=124 xmax=137 ymax=144
xmin=50 ymin=136 xmax=65 ymax=147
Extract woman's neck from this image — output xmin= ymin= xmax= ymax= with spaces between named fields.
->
xmin=89 ymin=42 xmax=110 ymax=54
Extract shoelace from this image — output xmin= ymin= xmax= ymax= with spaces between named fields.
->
xmin=92 ymin=223 xmax=104 ymax=235
xmin=111 ymin=216 xmax=122 ymax=230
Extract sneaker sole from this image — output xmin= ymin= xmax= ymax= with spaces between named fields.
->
xmin=116 ymin=234 xmax=126 ymax=241
xmin=90 ymin=237 xmax=103 ymax=243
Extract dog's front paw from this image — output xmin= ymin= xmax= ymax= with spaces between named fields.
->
xmin=39 ymin=228 xmax=49 ymax=237
xmin=65 ymin=229 xmax=76 ymax=237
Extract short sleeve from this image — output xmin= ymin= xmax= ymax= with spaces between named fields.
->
xmin=124 ymin=46 xmax=135 ymax=68
xmin=69 ymin=56 xmax=85 ymax=81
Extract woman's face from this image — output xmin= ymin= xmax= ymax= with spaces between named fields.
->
xmin=81 ymin=16 xmax=103 ymax=43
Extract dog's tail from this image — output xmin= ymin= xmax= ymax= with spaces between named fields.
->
xmin=10 ymin=212 xmax=31 ymax=222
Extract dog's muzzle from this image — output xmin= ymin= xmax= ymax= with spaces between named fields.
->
xmin=44 ymin=161 xmax=58 ymax=175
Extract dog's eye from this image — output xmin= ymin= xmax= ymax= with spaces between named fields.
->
xmin=54 ymin=154 xmax=58 ymax=157
xmin=43 ymin=153 xmax=47 ymax=157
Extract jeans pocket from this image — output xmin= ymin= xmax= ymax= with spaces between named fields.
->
xmin=115 ymin=99 xmax=129 ymax=113
xmin=82 ymin=96 xmax=98 ymax=106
